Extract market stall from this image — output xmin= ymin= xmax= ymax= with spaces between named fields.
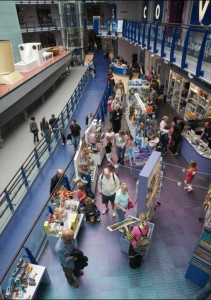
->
xmin=181 ymin=131 xmax=211 ymax=178
xmin=85 ymin=120 xmax=105 ymax=166
xmin=111 ymin=59 xmax=128 ymax=76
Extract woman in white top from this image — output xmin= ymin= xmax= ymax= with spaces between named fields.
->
xmin=115 ymin=130 xmax=126 ymax=165
xmin=115 ymin=183 xmax=129 ymax=229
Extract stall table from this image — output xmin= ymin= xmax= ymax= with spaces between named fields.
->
xmin=12 ymin=264 xmax=50 ymax=300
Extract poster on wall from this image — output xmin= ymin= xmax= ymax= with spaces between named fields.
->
xmin=107 ymin=20 xmax=123 ymax=33
xmin=190 ymin=0 xmax=211 ymax=25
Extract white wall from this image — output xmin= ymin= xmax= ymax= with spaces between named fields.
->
xmin=115 ymin=1 xmax=142 ymax=21
xmin=118 ymin=38 xmax=141 ymax=65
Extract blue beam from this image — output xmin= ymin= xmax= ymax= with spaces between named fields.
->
xmin=147 ymin=24 xmax=152 ymax=50
xmin=196 ymin=31 xmax=209 ymax=77
xmin=153 ymin=24 xmax=158 ymax=54
xmin=142 ymin=23 xmax=146 ymax=48
xmin=170 ymin=26 xmax=178 ymax=63
xmin=138 ymin=23 xmax=141 ymax=45
xmin=181 ymin=28 xmax=191 ymax=69
xmin=161 ymin=25 xmax=167 ymax=57
xmin=93 ymin=19 xmax=99 ymax=35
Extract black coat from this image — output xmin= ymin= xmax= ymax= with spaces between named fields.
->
xmin=72 ymin=249 xmax=88 ymax=270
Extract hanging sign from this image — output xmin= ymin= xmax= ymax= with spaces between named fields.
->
xmin=153 ymin=0 xmax=164 ymax=22
xmin=142 ymin=0 xmax=149 ymax=21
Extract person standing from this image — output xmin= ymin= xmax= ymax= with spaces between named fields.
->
xmin=159 ymin=116 xmax=169 ymax=154
xmin=115 ymin=130 xmax=126 ymax=165
xmin=201 ymin=121 xmax=211 ymax=148
xmin=49 ymin=114 xmax=57 ymax=132
xmin=57 ymin=119 xmax=66 ymax=146
xmin=85 ymin=112 xmax=93 ymax=127
xmin=172 ymin=119 xmax=183 ymax=155
xmin=98 ymin=168 xmax=120 ymax=217
xmin=29 ymin=116 xmax=39 ymax=143
xmin=128 ymin=64 xmax=133 ymax=80
xmin=40 ymin=117 xmax=50 ymax=137
xmin=50 ymin=169 xmax=71 ymax=194
xmin=55 ymin=229 xmax=84 ymax=287
xmin=125 ymin=212 xmax=149 ymax=269
xmin=111 ymin=104 xmax=123 ymax=133
xmin=114 ymin=183 xmax=129 ymax=229
xmin=69 ymin=119 xmax=81 ymax=151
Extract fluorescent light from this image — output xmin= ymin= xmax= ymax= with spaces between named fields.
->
xmin=151 ymin=54 xmax=155 ymax=57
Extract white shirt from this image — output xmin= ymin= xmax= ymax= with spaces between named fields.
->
xmin=160 ymin=120 xmax=169 ymax=134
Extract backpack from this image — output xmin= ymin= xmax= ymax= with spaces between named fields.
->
xmin=133 ymin=226 xmax=150 ymax=253
xmin=100 ymin=173 xmax=116 ymax=189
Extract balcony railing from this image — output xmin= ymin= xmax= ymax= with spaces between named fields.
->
xmin=20 ymin=19 xmax=61 ymax=32
xmin=90 ymin=18 xmax=211 ymax=82
xmin=0 ymin=68 xmax=91 ymax=235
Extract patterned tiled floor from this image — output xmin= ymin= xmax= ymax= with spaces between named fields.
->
xmin=36 ymin=57 xmax=210 ymax=299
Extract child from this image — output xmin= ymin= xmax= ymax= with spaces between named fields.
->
xmin=85 ymin=197 xmax=100 ymax=223
xmin=104 ymin=138 xmax=118 ymax=168
xmin=184 ymin=160 xmax=198 ymax=192
xmin=80 ymin=166 xmax=95 ymax=200
xmin=77 ymin=182 xmax=87 ymax=210
xmin=107 ymin=96 xmax=113 ymax=116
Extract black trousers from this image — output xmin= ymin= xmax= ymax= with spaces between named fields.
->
xmin=129 ymin=244 xmax=142 ymax=269
xmin=32 ymin=130 xmax=39 ymax=142
xmin=61 ymin=133 xmax=66 ymax=144
xmin=172 ymin=138 xmax=181 ymax=154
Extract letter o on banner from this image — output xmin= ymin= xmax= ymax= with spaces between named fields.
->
xmin=155 ymin=4 xmax=160 ymax=20
xmin=143 ymin=6 xmax=147 ymax=19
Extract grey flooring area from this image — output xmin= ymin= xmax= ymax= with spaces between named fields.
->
xmin=0 ymin=66 xmax=87 ymax=193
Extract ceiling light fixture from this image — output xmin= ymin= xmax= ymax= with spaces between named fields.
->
xmin=151 ymin=54 xmax=155 ymax=57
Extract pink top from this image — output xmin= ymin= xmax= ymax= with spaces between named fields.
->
xmin=107 ymin=100 xmax=112 ymax=113
xmin=185 ymin=167 xmax=198 ymax=184
xmin=78 ymin=190 xmax=87 ymax=202
xmin=131 ymin=225 xmax=149 ymax=247
xmin=169 ymin=121 xmax=176 ymax=136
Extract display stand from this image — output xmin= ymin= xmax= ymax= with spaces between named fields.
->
xmin=136 ymin=151 xmax=162 ymax=220
xmin=73 ymin=140 xmax=98 ymax=192
xmin=119 ymin=215 xmax=155 ymax=261
xmin=85 ymin=122 xmax=105 ymax=166
xmin=185 ymin=229 xmax=211 ymax=288
xmin=6 ymin=262 xmax=50 ymax=300
xmin=167 ymin=70 xmax=211 ymax=119
xmin=45 ymin=198 xmax=85 ymax=252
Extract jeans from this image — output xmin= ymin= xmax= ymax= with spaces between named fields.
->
xmin=160 ymin=134 xmax=169 ymax=153
xmin=32 ymin=130 xmax=39 ymax=143
xmin=116 ymin=146 xmax=126 ymax=165
xmin=116 ymin=207 xmax=126 ymax=222
xmin=61 ymin=133 xmax=66 ymax=145
xmin=72 ymin=135 xmax=80 ymax=151
xmin=86 ymin=186 xmax=95 ymax=199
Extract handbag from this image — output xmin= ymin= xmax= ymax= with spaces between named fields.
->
xmin=133 ymin=226 xmax=150 ymax=253
xmin=127 ymin=200 xmax=134 ymax=210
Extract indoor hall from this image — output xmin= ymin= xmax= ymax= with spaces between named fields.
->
xmin=35 ymin=91 xmax=209 ymax=299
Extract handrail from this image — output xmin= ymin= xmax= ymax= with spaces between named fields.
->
xmin=0 ymin=81 xmax=110 ymax=284
xmin=0 ymin=68 xmax=91 ymax=229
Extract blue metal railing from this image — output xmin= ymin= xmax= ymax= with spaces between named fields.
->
xmin=0 ymin=82 xmax=110 ymax=287
xmin=92 ymin=18 xmax=211 ymax=80
xmin=0 ymin=68 xmax=91 ymax=234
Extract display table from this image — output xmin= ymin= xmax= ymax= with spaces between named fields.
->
xmin=12 ymin=264 xmax=50 ymax=299
xmin=181 ymin=135 xmax=211 ymax=178
xmin=111 ymin=62 xmax=128 ymax=76
xmin=46 ymin=199 xmax=85 ymax=252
